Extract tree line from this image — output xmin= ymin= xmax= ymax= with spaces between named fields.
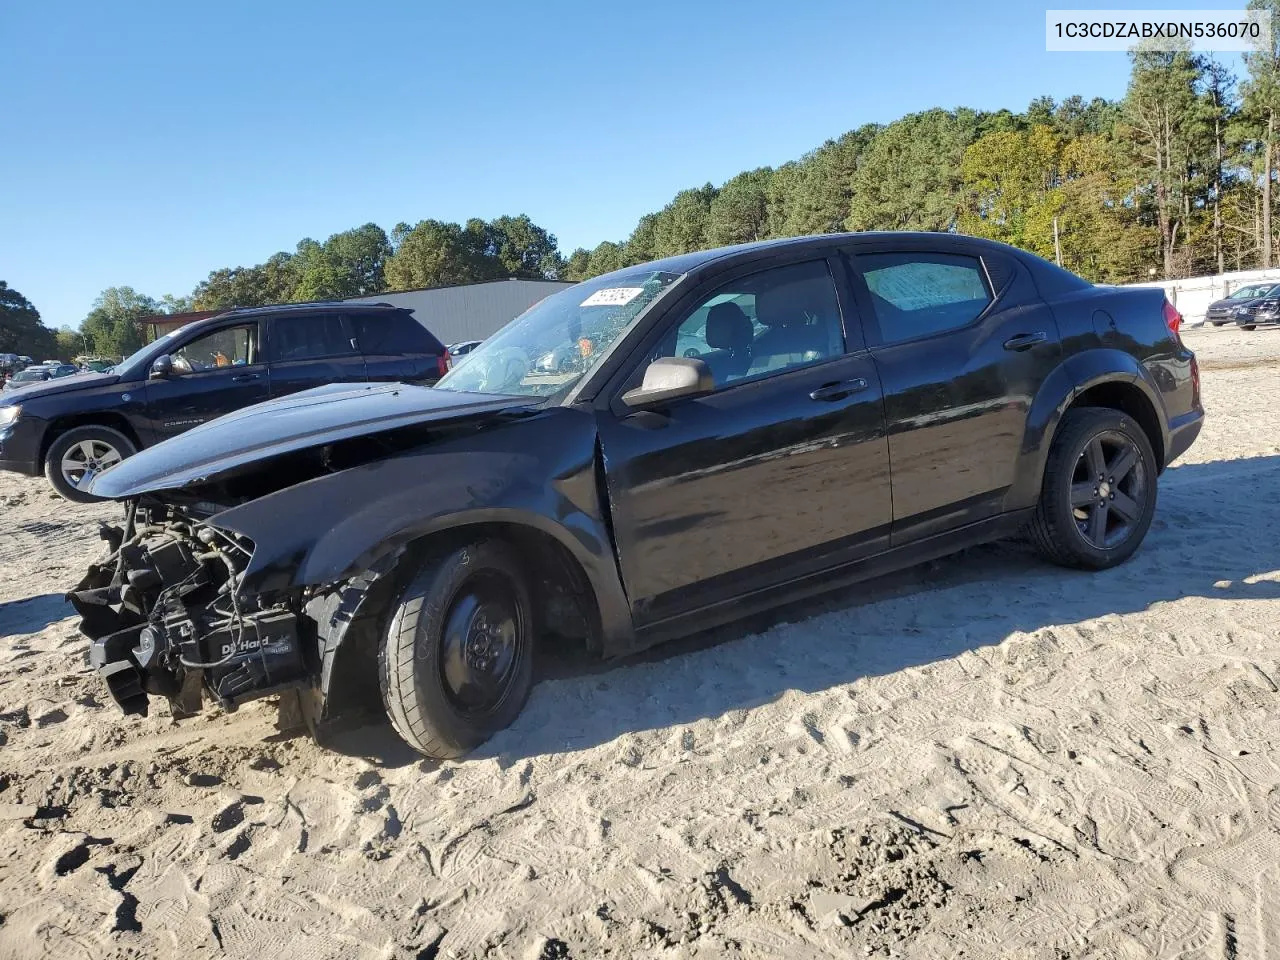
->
xmin=564 ymin=17 xmax=1280 ymax=285
xmin=7 ymin=3 xmax=1280 ymax=360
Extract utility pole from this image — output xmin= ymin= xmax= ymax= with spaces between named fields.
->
xmin=1053 ymin=216 xmax=1062 ymax=267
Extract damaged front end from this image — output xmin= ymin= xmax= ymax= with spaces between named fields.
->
xmin=69 ymin=499 xmax=310 ymax=719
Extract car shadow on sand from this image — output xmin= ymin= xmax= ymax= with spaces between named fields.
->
xmin=324 ymin=452 xmax=1280 ymax=767
xmin=0 ymin=593 xmax=75 ymax=639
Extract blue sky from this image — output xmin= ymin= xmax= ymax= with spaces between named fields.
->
xmin=0 ymin=0 xmax=1248 ymax=327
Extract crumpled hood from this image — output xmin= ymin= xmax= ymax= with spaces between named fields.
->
xmin=2 ymin=371 xmax=119 ymax=399
xmin=87 ymin=381 xmax=540 ymax=498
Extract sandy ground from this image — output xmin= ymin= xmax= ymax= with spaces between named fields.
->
xmin=0 ymin=325 xmax=1278 ymax=960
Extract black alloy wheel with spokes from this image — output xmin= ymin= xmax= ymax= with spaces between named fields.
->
xmin=1030 ymin=407 xmax=1158 ymax=569
xmin=1068 ymin=430 xmax=1149 ymax=550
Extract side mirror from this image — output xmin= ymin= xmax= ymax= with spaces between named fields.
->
xmin=149 ymin=354 xmax=174 ymax=379
xmin=621 ymin=357 xmax=714 ymax=410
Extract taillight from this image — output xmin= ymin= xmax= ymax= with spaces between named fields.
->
xmin=1163 ymin=299 xmax=1183 ymax=339
xmin=437 ymin=351 xmax=452 ymax=377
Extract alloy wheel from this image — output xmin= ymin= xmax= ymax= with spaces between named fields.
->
xmin=61 ymin=439 xmax=123 ymax=489
xmin=1069 ymin=430 xmax=1148 ymax=550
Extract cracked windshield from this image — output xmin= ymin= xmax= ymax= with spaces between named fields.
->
xmin=435 ymin=270 xmax=680 ymax=396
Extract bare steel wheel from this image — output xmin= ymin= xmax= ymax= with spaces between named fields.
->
xmin=438 ymin=572 xmax=526 ymax=719
xmin=378 ymin=539 xmax=535 ymax=759
xmin=1029 ymin=407 xmax=1158 ymax=569
xmin=44 ymin=425 xmax=136 ymax=503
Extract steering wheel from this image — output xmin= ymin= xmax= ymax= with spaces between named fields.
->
xmin=469 ymin=347 xmax=529 ymax=393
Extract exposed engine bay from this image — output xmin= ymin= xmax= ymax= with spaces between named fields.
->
xmin=69 ymin=500 xmax=312 ymax=719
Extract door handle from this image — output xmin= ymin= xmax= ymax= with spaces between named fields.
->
xmin=1003 ymin=332 xmax=1048 ymax=351
xmin=809 ymin=378 xmax=869 ymax=402
xmin=231 ymin=373 xmax=261 ymax=382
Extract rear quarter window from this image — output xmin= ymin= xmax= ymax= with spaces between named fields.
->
xmin=351 ymin=312 xmax=443 ymax=355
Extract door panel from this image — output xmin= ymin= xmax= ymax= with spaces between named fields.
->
xmin=266 ymin=313 xmax=367 ymax=398
xmin=850 ymin=248 xmax=1062 ymax=543
xmin=598 ymin=358 xmax=890 ymax=623
xmin=597 ymin=257 xmax=890 ymax=625
xmin=142 ymin=323 xmax=270 ymax=443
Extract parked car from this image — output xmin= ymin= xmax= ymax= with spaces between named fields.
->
xmin=1204 ymin=282 xmax=1280 ymax=325
xmin=0 ymin=301 xmax=450 ymax=501
xmin=3 ymin=366 xmax=60 ymax=391
xmin=1232 ymin=291 xmax=1280 ymax=330
xmin=68 ymin=233 xmax=1202 ymax=760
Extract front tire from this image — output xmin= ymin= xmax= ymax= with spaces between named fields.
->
xmin=378 ymin=539 xmax=535 ymax=759
xmin=1029 ymin=408 xmax=1158 ymax=570
xmin=44 ymin=425 xmax=136 ymax=503
xmin=1242 ymin=324 xmax=1258 ymax=331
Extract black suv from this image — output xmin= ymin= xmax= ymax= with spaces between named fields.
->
xmin=0 ymin=302 xmax=449 ymax=501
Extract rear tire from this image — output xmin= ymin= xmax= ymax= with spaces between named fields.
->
xmin=44 ymin=425 xmax=136 ymax=503
xmin=378 ymin=539 xmax=535 ymax=759
xmin=1029 ymin=408 xmax=1157 ymax=570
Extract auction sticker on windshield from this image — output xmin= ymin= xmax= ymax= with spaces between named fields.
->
xmin=580 ymin=287 xmax=644 ymax=307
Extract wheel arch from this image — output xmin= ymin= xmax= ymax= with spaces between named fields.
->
xmin=1068 ymin=378 xmax=1165 ymax=469
xmin=302 ymin=514 xmax=610 ymax=732
xmin=1011 ymin=350 xmax=1169 ymax=509
xmin=40 ymin=413 xmax=142 ymax=468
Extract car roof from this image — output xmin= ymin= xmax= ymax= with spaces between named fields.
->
xmin=585 ymin=231 xmax=1052 ymax=284
xmin=159 ymin=300 xmax=411 ymax=340
xmin=207 ymin=300 xmax=405 ymax=322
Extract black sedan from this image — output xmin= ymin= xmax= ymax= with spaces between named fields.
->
xmin=70 ymin=232 xmax=1202 ymax=760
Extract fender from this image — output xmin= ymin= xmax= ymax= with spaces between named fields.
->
xmin=207 ymin=407 xmax=635 ymax=653
xmin=1006 ymin=348 xmax=1166 ymax=509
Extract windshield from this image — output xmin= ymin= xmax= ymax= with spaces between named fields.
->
xmin=435 ymin=270 xmax=683 ymax=397
xmin=13 ymin=369 xmax=48 ymax=381
xmin=1230 ymin=285 xmax=1268 ymax=299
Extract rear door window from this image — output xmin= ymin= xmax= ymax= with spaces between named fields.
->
xmin=351 ymin=312 xmax=442 ymax=355
xmin=269 ymin=314 xmax=357 ymax=363
xmin=857 ymin=252 xmax=992 ymax=344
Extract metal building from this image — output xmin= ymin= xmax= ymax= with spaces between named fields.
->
xmin=138 ymin=278 xmax=574 ymax=347
xmin=342 ymin=278 xmax=573 ymax=346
